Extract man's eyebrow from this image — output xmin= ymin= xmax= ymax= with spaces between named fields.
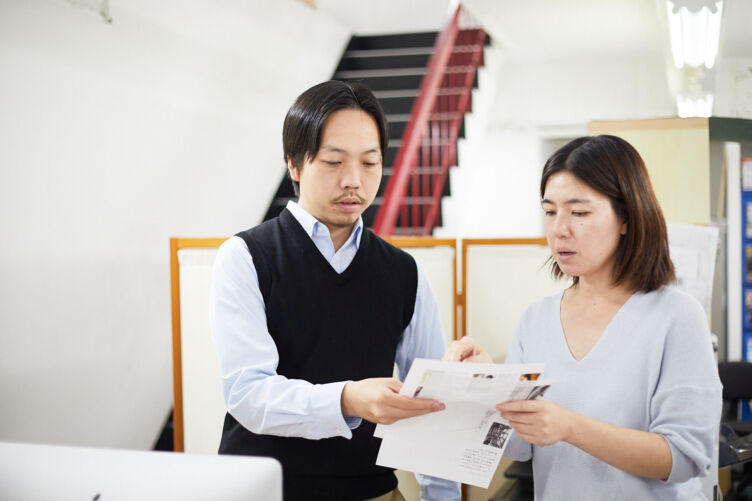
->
xmin=319 ymin=145 xmax=381 ymax=154
xmin=541 ymin=198 xmax=592 ymax=204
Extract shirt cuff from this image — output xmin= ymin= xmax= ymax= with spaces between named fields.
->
xmin=345 ymin=416 xmax=363 ymax=430
xmin=311 ymin=380 xmax=354 ymax=439
xmin=417 ymin=473 xmax=461 ymax=501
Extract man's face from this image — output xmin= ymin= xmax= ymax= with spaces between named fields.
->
xmin=288 ymin=108 xmax=382 ymax=234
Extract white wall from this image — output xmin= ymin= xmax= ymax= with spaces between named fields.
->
xmin=438 ymin=48 xmax=677 ymax=238
xmin=715 ymin=57 xmax=752 ymax=118
xmin=0 ymin=0 xmax=349 ymax=449
xmin=317 ymin=0 xmax=449 ymax=35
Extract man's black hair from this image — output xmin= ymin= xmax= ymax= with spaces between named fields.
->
xmin=282 ymin=80 xmax=388 ymax=196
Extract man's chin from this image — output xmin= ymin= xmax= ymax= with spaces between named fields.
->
xmin=328 ymin=213 xmax=362 ymax=228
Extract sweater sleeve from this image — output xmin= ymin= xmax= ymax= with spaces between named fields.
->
xmin=648 ymin=293 xmax=722 ymax=483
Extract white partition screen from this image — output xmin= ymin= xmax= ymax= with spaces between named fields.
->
xmin=396 ymin=243 xmax=457 ymax=346
xmin=464 ymin=241 xmax=565 ymax=363
xmin=177 ymin=247 xmax=225 ymax=454
xmin=171 ymin=237 xmax=458 ymax=458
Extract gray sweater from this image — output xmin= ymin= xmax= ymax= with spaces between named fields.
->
xmin=504 ymin=286 xmax=722 ymax=500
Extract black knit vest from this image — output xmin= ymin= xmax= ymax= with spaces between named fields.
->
xmin=218 ymin=209 xmax=418 ymax=501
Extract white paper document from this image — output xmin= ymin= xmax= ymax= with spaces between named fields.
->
xmin=375 ymin=359 xmax=550 ymax=488
xmin=667 ymin=222 xmax=719 ymax=314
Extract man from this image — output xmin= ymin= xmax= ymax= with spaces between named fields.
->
xmin=210 ymin=80 xmax=460 ymax=501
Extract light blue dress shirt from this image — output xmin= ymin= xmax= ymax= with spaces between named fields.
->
xmin=209 ymin=201 xmax=460 ymax=501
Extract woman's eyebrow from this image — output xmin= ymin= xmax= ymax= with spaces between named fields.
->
xmin=541 ymin=198 xmax=592 ymax=204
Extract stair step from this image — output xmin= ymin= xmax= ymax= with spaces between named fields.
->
xmin=336 ymin=72 xmax=479 ymax=93
xmin=334 ymin=65 xmax=479 ymax=80
xmin=336 ymin=73 xmax=423 ymax=92
xmin=379 ymin=96 xmax=415 ymax=115
xmin=390 ymin=118 xmax=466 ymax=140
xmin=387 ymin=112 xmax=462 ymax=122
xmin=338 ymin=45 xmax=487 ymax=73
xmin=337 ymin=53 xmax=431 ymax=72
xmin=373 ymin=87 xmax=471 ymax=99
xmin=344 ymin=44 xmax=482 ymax=59
xmin=345 ymin=32 xmax=438 ymax=51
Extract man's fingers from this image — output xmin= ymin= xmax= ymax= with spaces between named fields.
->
xmin=387 ymin=392 xmax=444 ymax=411
xmin=383 ymin=378 xmax=402 ymax=393
xmin=385 ymin=404 xmax=444 ymax=421
xmin=367 ymin=394 xmax=445 ymax=424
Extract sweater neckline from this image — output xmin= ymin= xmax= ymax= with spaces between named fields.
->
xmin=281 ymin=209 xmax=367 ymax=283
xmin=555 ymin=289 xmax=637 ymax=364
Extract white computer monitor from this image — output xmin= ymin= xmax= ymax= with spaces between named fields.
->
xmin=0 ymin=441 xmax=282 ymax=501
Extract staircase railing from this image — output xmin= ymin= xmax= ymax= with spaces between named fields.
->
xmin=372 ymin=5 xmax=486 ymax=236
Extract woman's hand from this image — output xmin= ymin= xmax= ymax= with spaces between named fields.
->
xmin=497 ymin=400 xmax=574 ymax=447
xmin=499 ymin=399 xmax=672 ymax=479
xmin=443 ymin=336 xmax=492 ymax=363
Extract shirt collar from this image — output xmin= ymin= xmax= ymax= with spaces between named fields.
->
xmin=286 ymin=200 xmax=363 ymax=248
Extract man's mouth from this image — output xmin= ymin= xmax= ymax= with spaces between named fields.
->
xmin=334 ymin=196 xmax=365 ymax=213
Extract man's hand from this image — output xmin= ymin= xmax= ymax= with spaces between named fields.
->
xmin=497 ymin=399 xmax=575 ymax=447
xmin=341 ymin=377 xmax=445 ymax=425
xmin=442 ymin=336 xmax=492 ymax=363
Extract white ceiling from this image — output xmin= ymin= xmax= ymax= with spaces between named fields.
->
xmin=462 ymin=0 xmax=664 ymax=61
xmin=316 ymin=0 xmax=751 ymax=63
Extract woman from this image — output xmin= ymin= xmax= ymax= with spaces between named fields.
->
xmin=447 ymin=135 xmax=721 ymax=500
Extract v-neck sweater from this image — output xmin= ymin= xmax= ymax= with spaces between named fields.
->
xmin=219 ymin=208 xmax=418 ymax=500
xmin=504 ymin=286 xmax=722 ymax=501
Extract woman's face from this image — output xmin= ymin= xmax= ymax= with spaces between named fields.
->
xmin=542 ymin=171 xmax=627 ymax=285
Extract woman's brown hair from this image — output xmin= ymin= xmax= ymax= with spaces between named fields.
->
xmin=540 ymin=135 xmax=675 ymax=293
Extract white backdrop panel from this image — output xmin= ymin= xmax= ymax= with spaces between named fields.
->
xmin=399 ymin=245 xmax=456 ymax=346
xmin=176 ymin=243 xmax=457 ymax=456
xmin=178 ymin=248 xmax=225 ymax=454
xmin=465 ymin=244 xmax=565 ymax=362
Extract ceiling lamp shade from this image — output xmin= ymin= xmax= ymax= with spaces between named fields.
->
xmin=666 ymin=0 xmax=724 ymax=69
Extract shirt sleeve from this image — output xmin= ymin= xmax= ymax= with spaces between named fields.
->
xmin=209 ymin=236 xmax=354 ymax=440
xmin=501 ymin=316 xmax=534 ymax=462
xmin=395 ymin=261 xmax=461 ymax=501
xmin=649 ymin=293 xmax=722 ymax=483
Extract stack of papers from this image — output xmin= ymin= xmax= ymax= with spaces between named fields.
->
xmin=375 ymin=359 xmax=550 ymax=488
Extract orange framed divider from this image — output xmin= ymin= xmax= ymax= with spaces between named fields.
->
xmin=170 ymin=237 xmax=227 ymax=452
xmin=170 ymin=236 xmax=459 ymax=453
xmin=169 ymin=235 xmax=562 ymax=501
xmin=384 ymin=237 xmax=460 ymax=341
xmin=460 ymin=238 xmax=548 ymax=339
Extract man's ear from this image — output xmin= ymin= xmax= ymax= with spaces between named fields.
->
xmin=287 ymin=157 xmax=300 ymax=182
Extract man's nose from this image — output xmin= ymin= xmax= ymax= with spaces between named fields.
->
xmin=340 ymin=161 xmax=361 ymax=190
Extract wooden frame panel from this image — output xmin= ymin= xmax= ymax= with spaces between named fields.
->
xmin=170 ymin=236 xmax=459 ymax=452
xmin=170 ymin=238 xmax=228 ymax=452
xmin=384 ymin=237 xmax=459 ymax=340
xmin=460 ymin=238 xmax=547 ymax=338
